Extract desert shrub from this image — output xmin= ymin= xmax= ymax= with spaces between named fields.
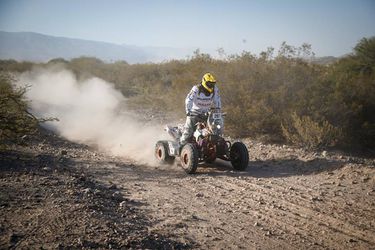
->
xmin=0 ymin=73 xmax=39 ymax=146
xmin=0 ymin=37 xmax=374 ymax=151
xmin=282 ymin=113 xmax=342 ymax=149
xmin=0 ymin=60 xmax=35 ymax=72
xmin=318 ymin=37 xmax=375 ymax=149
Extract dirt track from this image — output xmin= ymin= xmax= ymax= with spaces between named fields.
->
xmin=1 ymin=130 xmax=374 ymax=249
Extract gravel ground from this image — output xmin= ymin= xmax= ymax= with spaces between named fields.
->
xmin=1 ymin=128 xmax=374 ymax=249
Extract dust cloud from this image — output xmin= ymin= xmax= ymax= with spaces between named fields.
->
xmin=17 ymin=66 xmax=166 ymax=165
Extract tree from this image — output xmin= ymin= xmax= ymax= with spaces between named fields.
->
xmin=353 ymin=37 xmax=375 ymax=74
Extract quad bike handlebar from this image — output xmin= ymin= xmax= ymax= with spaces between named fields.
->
xmin=188 ymin=108 xmax=225 ymax=118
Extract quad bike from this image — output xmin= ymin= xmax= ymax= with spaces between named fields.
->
xmin=155 ymin=109 xmax=249 ymax=174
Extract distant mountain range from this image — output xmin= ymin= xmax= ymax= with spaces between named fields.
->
xmin=0 ymin=31 xmax=193 ymax=63
xmin=0 ymin=31 xmax=340 ymax=65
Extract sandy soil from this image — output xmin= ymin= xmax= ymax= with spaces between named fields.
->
xmin=1 ymin=129 xmax=374 ymax=249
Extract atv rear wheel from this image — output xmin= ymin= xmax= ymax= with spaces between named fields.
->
xmin=155 ymin=141 xmax=175 ymax=165
xmin=230 ymin=142 xmax=249 ymax=171
xmin=180 ymin=143 xmax=198 ymax=174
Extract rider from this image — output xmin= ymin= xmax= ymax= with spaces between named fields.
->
xmin=180 ymin=72 xmax=222 ymax=146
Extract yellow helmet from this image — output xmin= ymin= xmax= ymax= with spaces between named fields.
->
xmin=201 ymin=73 xmax=216 ymax=93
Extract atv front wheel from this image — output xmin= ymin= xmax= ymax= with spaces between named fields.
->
xmin=180 ymin=143 xmax=198 ymax=174
xmin=230 ymin=142 xmax=249 ymax=171
xmin=155 ymin=141 xmax=175 ymax=165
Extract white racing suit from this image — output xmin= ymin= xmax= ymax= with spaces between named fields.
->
xmin=180 ymin=85 xmax=221 ymax=145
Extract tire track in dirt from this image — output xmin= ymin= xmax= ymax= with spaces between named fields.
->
xmin=74 ymin=141 xmax=375 ymax=249
xmin=200 ymin=176 xmax=331 ymax=248
xmin=141 ymin=162 xmax=371 ymax=248
xmin=162 ymin=176 xmax=293 ymax=250
xmin=215 ymin=173 xmax=375 ymax=248
xmin=90 ymin=162 xmax=294 ymax=249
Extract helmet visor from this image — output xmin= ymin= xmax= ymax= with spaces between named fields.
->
xmin=205 ymin=81 xmax=216 ymax=89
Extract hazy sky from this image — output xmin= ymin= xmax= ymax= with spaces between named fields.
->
xmin=0 ymin=0 xmax=374 ymax=56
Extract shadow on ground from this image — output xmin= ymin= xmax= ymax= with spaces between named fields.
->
xmin=196 ymin=158 xmax=344 ymax=178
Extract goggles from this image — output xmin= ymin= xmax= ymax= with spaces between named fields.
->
xmin=205 ymin=81 xmax=216 ymax=89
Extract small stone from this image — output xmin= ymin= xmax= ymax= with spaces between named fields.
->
xmin=362 ymin=176 xmax=370 ymax=182
xmin=195 ymin=193 xmax=204 ymax=198
xmin=337 ymin=174 xmax=345 ymax=180
xmin=254 ymin=222 xmax=260 ymax=227
xmin=311 ymin=196 xmax=322 ymax=201
xmin=9 ymin=233 xmax=22 ymax=245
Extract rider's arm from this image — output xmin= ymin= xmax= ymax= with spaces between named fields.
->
xmin=185 ymin=86 xmax=198 ymax=115
xmin=213 ymin=86 xmax=221 ymax=110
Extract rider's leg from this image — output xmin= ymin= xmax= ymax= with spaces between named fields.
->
xmin=180 ymin=116 xmax=197 ymax=145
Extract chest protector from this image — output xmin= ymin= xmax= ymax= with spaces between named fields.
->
xmin=191 ymin=85 xmax=215 ymax=113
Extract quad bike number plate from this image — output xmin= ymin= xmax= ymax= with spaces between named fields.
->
xmin=168 ymin=142 xmax=176 ymax=155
